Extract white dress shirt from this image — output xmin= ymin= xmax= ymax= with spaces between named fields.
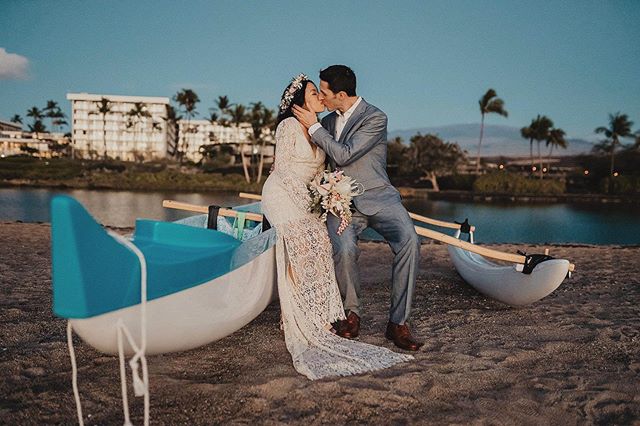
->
xmin=309 ymin=97 xmax=362 ymax=140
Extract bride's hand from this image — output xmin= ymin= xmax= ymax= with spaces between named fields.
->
xmin=292 ymin=105 xmax=318 ymax=129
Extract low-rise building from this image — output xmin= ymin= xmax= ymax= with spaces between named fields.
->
xmin=0 ymin=120 xmax=22 ymax=132
xmin=177 ymin=119 xmax=252 ymax=162
xmin=0 ymin=127 xmax=69 ymax=158
xmin=176 ymin=120 xmax=274 ymax=163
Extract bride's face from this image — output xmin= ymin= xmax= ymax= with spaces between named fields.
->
xmin=304 ymin=83 xmax=325 ymax=113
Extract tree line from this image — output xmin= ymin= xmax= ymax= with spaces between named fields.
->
xmin=8 ymin=88 xmax=639 ymax=187
xmin=474 ymin=89 xmax=639 ymax=179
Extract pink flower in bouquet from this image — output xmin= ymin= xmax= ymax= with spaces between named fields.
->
xmin=308 ymin=170 xmax=364 ymax=235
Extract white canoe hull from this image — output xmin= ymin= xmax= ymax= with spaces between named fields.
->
xmin=448 ymin=245 xmax=569 ymax=306
xmin=71 ymin=246 xmax=277 ymax=356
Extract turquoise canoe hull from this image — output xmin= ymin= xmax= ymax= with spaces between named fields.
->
xmin=51 ymin=195 xmax=272 ymax=319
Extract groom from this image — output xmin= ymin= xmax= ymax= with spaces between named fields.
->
xmin=293 ymin=65 xmax=423 ymax=351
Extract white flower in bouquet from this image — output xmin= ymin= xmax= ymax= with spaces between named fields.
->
xmin=309 ymin=170 xmax=364 ymax=235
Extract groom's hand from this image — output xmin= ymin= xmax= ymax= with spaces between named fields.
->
xmin=292 ymin=105 xmax=318 ymax=129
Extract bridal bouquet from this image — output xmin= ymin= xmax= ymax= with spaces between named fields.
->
xmin=308 ymin=170 xmax=364 ymax=235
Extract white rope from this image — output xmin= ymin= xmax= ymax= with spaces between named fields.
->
xmin=67 ymin=322 xmax=84 ymax=426
xmin=108 ymin=231 xmax=150 ymax=426
xmin=65 ymin=231 xmax=150 ymax=426
xmin=117 ymin=320 xmax=131 ymax=425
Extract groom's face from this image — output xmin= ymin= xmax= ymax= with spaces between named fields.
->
xmin=319 ymin=80 xmax=340 ymax=112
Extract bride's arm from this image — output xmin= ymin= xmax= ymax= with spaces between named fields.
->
xmin=273 ymin=119 xmax=312 ymax=211
xmin=312 ymin=162 xmax=325 ymax=182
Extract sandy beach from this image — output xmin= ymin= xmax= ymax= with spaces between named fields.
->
xmin=1 ymin=222 xmax=639 ymax=425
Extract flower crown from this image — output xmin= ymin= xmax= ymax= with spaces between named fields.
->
xmin=279 ymin=73 xmax=308 ymax=113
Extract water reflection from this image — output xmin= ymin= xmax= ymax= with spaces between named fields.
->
xmin=1 ymin=188 xmax=638 ymax=244
xmin=403 ymin=199 xmax=640 ymax=244
xmin=0 ymin=188 xmax=252 ymax=227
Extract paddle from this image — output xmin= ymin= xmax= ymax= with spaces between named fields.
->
xmin=164 ymin=198 xmax=574 ymax=272
xmin=238 ymin=192 xmax=476 ymax=232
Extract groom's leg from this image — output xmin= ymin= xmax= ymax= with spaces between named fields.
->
xmin=368 ymin=202 xmax=421 ymax=325
xmin=326 ymin=210 xmax=368 ymax=316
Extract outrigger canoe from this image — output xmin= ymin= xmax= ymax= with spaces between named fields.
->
xmin=51 ymin=195 xmax=276 ymax=356
xmin=446 ymin=228 xmax=571 ymax=306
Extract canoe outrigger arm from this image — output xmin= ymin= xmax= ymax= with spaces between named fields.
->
xmin=239 ymin=192 xmax=476 ymax=232
xmin=164 ymin=197 xmax=575 ymax=273
xmin=162 ymin=200 xmax=263 ymax=222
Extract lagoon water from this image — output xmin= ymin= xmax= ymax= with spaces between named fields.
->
xmin=1 ymin=187 xmax=638 ymax=245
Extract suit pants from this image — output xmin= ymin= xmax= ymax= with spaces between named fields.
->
xmin=326 ymin=201 xmax=421 ymax=325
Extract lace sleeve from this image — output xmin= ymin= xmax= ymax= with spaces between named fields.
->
xmin=273 ymin=119 xmax=312 ymax=211
xmin=312 ymin=163 xmax=324 ymax=182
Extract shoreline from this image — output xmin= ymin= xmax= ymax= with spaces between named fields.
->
xmin=2 ymin=221 xmax=638 ymax=248
xmin=0 ymin=177 xmax=262 ymax=194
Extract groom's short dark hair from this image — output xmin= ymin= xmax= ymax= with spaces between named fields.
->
xmin=320 ymin=65 xmax=357 ymax=96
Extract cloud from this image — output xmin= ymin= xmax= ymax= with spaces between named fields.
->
xmin=0 ymin=48 xmax=30 ymax=80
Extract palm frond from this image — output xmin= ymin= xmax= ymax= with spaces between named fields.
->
xmin=479 ymin=89 xmax=497 ymax=108
xmin=486 ymin=99 xmax=508 ymax=116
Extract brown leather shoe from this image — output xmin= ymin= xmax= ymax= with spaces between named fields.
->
xmin=335 ymin=312 xmax=360 ymax=339
xmin=385 ymin=322 xmax=424 ymax=351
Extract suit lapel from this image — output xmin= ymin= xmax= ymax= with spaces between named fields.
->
xmin=327 ymin=113 xmax=337 ymax=138
xmin=339 ymin=99 xmax=368 ymax=143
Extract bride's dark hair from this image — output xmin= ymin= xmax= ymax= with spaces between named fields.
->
xmin=276 ymin=79 xmax=312 ymax=127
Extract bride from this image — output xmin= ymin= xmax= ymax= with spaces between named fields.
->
xmin=261 ymin=74 xmax=413 ymax=380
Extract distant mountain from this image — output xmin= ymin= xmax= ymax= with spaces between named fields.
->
xmin=388 ymin=124 xmax=595 ymax=157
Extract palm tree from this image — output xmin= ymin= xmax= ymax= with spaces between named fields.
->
xmin=90 ymin=98 xmax=112 ymax=159
xmin=10 ymin=114 xmax=23 ymax=126
xmin=595 ymin=112 xmax=635 ymax=177
xmin=529 ymin=115 xmax=553 ymax=179
xmin=215 ymin=95 xmax=232 ymax=126
xmin=207 ymin=111 xmax=219 ymax=124
xmin=51 ymin=109 xmax=68 ymax=132
xmin=476 ymin=89 xmax=508 ymax=173
xmin=247 ymin=102 xmax=276 ymax=182
xmin=520 ymin=123 xmax=535 ymax=170
xmin=28 ymin=120 xmax=47 ymax=139
xmin=26 ymin=106 xmax=44 ymax=123
xmin=126 ymin=102 xmax=151 ymax=161
xmin=545 ymin=127 xmax=567 ymax=173
xmin=44 ymin=100 xmax=59 ymax=131
xmin=173 ymin=89 xmax=200 ymax=164
xmin=229 ymin=104 xmax=247 ymax=127
xmin=26 ymin=107 xmax=46 ymax=138
xmin=163 ymin=104 xmax=182 ymax=156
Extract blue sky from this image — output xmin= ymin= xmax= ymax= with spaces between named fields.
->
xmin=1 ymin=0 xmax=639 ymax=140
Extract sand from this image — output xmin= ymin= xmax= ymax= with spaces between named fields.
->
xmin=1 ymin=222 xmax=639 ymax=425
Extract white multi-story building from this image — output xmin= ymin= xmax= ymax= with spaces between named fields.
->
xmin=67 ymin=93 xmax=174 ymax=161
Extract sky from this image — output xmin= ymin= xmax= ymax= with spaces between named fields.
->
xmin=1 ymin=0 xmax=639 ymax=140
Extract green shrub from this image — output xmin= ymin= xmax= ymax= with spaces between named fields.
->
xmin=473 ymin=172 xmax=565 ymax=195
xmin=438 ymin=174 xmax=477 ymax=191
xmin=86 ymin=160 xmax=127 ymax=173
xmin=598 ymin=176 xmax=640 ymax=194
xmin=0 ymin=157 xmax=84 ymax=180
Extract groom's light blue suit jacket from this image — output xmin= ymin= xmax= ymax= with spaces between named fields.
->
xmin=311 ymin=99 xmax=401 ymax=215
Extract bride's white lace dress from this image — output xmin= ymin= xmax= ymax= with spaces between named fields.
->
xmin=261 ymin=117 xmax=413 ymax=380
